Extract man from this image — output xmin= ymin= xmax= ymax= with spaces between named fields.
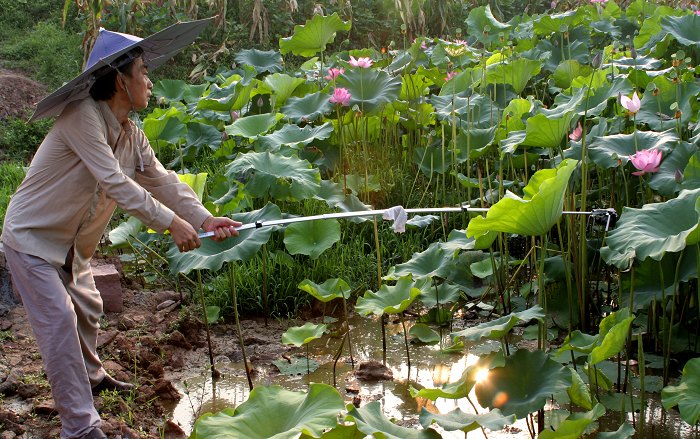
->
xmin=1 ymin=21 xmax=239 ymax=439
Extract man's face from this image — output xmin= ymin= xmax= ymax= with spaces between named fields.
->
xmin=122 ymin=57 xmax=152 ymax=110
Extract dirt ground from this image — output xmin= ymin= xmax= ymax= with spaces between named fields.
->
xmin=0 ymin=67 xmax=47 ymax=120
xmin=0 ymin=263 xmax=294 ymax=439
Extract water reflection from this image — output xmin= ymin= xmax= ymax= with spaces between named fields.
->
xmin=169 ymin=316 xmax=699 ymax=438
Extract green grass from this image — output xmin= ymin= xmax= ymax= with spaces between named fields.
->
xmin=0 ymin=161 xmax=26 ymax=232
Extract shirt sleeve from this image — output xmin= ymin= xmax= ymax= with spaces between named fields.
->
xmin=132 ymin=129 xmax=211 ymax=230
xmin=56 ymin=101 xmax=176 ymax=233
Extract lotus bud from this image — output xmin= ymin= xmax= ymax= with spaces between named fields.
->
xmin=630 ymin=42 xmax=637 ymax=59
xmin=257 ymin=96 xmax=264 ymax=108
xmin=231 ymin=110 xmax=240 ymax=122
xmin=675 ymin=169 xmax=684 ymax=184
xmin=591 ymin=52 xmax=602 ymax=69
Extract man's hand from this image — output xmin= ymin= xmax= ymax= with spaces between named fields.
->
xmin=169 ymin=215 xmax=201 ymax=253
xmin=201 ymin=216 xmax=241 ymax=241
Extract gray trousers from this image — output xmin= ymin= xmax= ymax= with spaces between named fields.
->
xmin=5 ymin=245 xmax=103 ymax=439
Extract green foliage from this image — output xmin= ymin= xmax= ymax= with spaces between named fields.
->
xmin=0 ymin=21 xmax=82 ymax=90
xmin=0 ymin=118 xmax=52 ymax=163
xmin=0 ymin=161 xmax=26 ymax=230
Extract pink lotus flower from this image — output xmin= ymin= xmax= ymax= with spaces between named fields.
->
xmin=325 ymin=67 xmax=344 ymax=81
xmin=454 ymin=39 xmax=468 ymax=46
xmin=445 ymin=71 xmax=457 ymax=81
xmin=620 ymin=91 xmax=641 ymax=114
xmin=329 ymin=87 xmax=351 ymax=106
xmin=629 ymin=149 xmax=662 ymax=176
xmin=695 ymin=10 xmax=700 ymax=16
xmin=569 ymin=122 xmax=582 ymax=141
xmin=349 ymin=56 xmax=373 ymax=68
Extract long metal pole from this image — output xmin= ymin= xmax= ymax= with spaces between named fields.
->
xmin=199 ymin=205 xmax=616 ymax=238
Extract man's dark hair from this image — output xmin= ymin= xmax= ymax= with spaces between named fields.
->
xmin=89 ymin=47 xmax=145 ymax=101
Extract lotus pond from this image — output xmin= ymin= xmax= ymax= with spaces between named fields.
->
xmin=108 ymin=1 xmax=700 ymax=437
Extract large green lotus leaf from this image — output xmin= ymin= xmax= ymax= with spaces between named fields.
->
xmin=587 ymin=129 xmax=679 ymax=169
xmin=522 ymin=113 xmax=573 ymax=148
xmin=334 ymin=69 xmax=402 ymax=113
xmin=225 ymin=151 xmax=321 ymax=201
xmin=682 ymin=151 xmax=700 ymax=191
xmin=600 ymin=188 xmax=700 ymax=268
xmin=440 ymin=69 xmax=482 ymax=96
xmin=274 ymin=356 xmax=320 ymax=376
xmin=466 ymin=5 xmax=511 ymax=46
xmin=633 ymin=6 xmax=677 ymax=52
xmin=225 ymin=113 xmax=284 ymax=140
xmin=430 ymin=94 xmax=497 ymax=128
xmin=620 ymin=247 xmax=699 ymax=310
xmin=190 ymin=383 xmax=344 ymax=439
xmin=597 ymin=422 xmax=635 ymax=438
xmin=282 ymin=322 xmax=328 ymax=347
xmin=279 ymin=13 xmax=351 ymax=57
xmin=234 ymin=49 xmax=283 ymax=74
xmin=411 ymin=354 xmax=504 ymax=401
xmin=418 ymin=280 xmax=467 ymax=307
xmin=568 ymin=367 xmax=593 ymax=410
xmin=538 ymin=404 xmax=605 ymax=439
xmin=660 ymin=14 xmax=700 ymax=49
xmin=476 ymin=349 xmax=571 ymax=419
xmin=485 ymin=58 xmax=542 ymax=94
xmin=419 ymin=408 xmax=515 ymax=433
xmin=558 ymin=330 xmax=599 ymax=354
xmin=636 ymin=77 xmax=700 ymax=131
xmin=345 ymin=401 xmax=441 ymax=439
xmin=299 ymin=278 xmax=352 ymax=301
xmin=143 ymin=107 xmax=186 ymax=145
xmin=153 ymin=79 xmax=208 ymax=104
xmin=408 ymin=323 xmax=440 ymax=345
xmin=281 ymin=92 xmax=333 ymax=124
xmin=264 ymin=73 xmax=307 ymax=108
xmin=166 ymin=203 xmax=281 ymax=274
xmin=400 ymin=72 xmax=432 ymax=101
xmin=355 ymin=276 xmax=421 ymax=316
xmin=533 ymin=9 xmax=585 ymax=35
xmin=649 ymin=140 xmax=697 ymax=197
xmin=467 ymin=159 xmax=578 ymax=238
xmin=414 ymin=146 xmax=453 ymax=176
xmin=385 ymin=242 xmax=454 ymax=280
xmin=315 ymin=423 xmax=364 ymax=439
xmin=108 ymin=216 xmax=145 ymax=249
xmin=283 ymin=219 xmax=340 ymax=260
xmin=196 ymin=80 xmax=243 ymax=112
xmin=661 ymin=358 xmax=700 ymax=425
xmin=177 ymin=172 xmax=207 ymax=200
xmin=186 ymin=121 xmax=222 ymax=152
xmin=256 ymin=123 xmax=334 ymax=152
xmin=589 ymin=309 xmax=635 ymax=366
xmin=451 ymin=306 xmax=545 ymax=342
xmin=456 ymin=127 xmax=497 ymax=161
xmin=553 ymin=60 xmax=593 ymax=89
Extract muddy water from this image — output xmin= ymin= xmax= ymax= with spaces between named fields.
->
xmin=168 ymin=315 xmax=698 ymax=438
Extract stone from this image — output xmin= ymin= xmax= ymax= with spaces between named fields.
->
xmin=92 ymin=263 xmax=123 ymax=313
xmin=354 ymin=360 xmax=393 ymax=381
xmin=162 ymin=419 xmax=186 ymax=439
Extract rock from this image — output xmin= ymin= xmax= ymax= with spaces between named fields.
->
xmin=0 ymin=370 xmax=20 ymax=395
xmin=33 ymin=399 xmax=57 ymax=416
xmin=166 ymin=330 xmax=192 ymax=350
xmin=17 ymin=383 xmax=42 ymax=398
xmin=0 ymin=430 xmax=17 ymax=439
xmin=155 ymin=290 xmax=182 ymax=303
xmin=153 ymin=379 xmax=180 ymax=401
xmin=97 ymin=330 xmax=119 ymax=348
xmin=147 ymin=361 xmax=164 ymax=379
xmin=117 ymin=316 xmax=137 ymax=331
xmin=157 ymin=299 xmax=177 ymax=311
xmin=354 ymin=360 xmax=393 ymax=381
xmin=92 ymin=263 xmax=123 ymax=313
xmin=162 ymin=419 xmax=186 ymax=439
xmin=345 ymin=378 xmax=360 ymax=394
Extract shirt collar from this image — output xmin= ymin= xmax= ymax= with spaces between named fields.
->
xmin=97 ymin=100 xmax=133 ymax=145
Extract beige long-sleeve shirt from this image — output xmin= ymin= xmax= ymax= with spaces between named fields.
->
xmin=1 ymin=97 xmax=211 ymax=271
